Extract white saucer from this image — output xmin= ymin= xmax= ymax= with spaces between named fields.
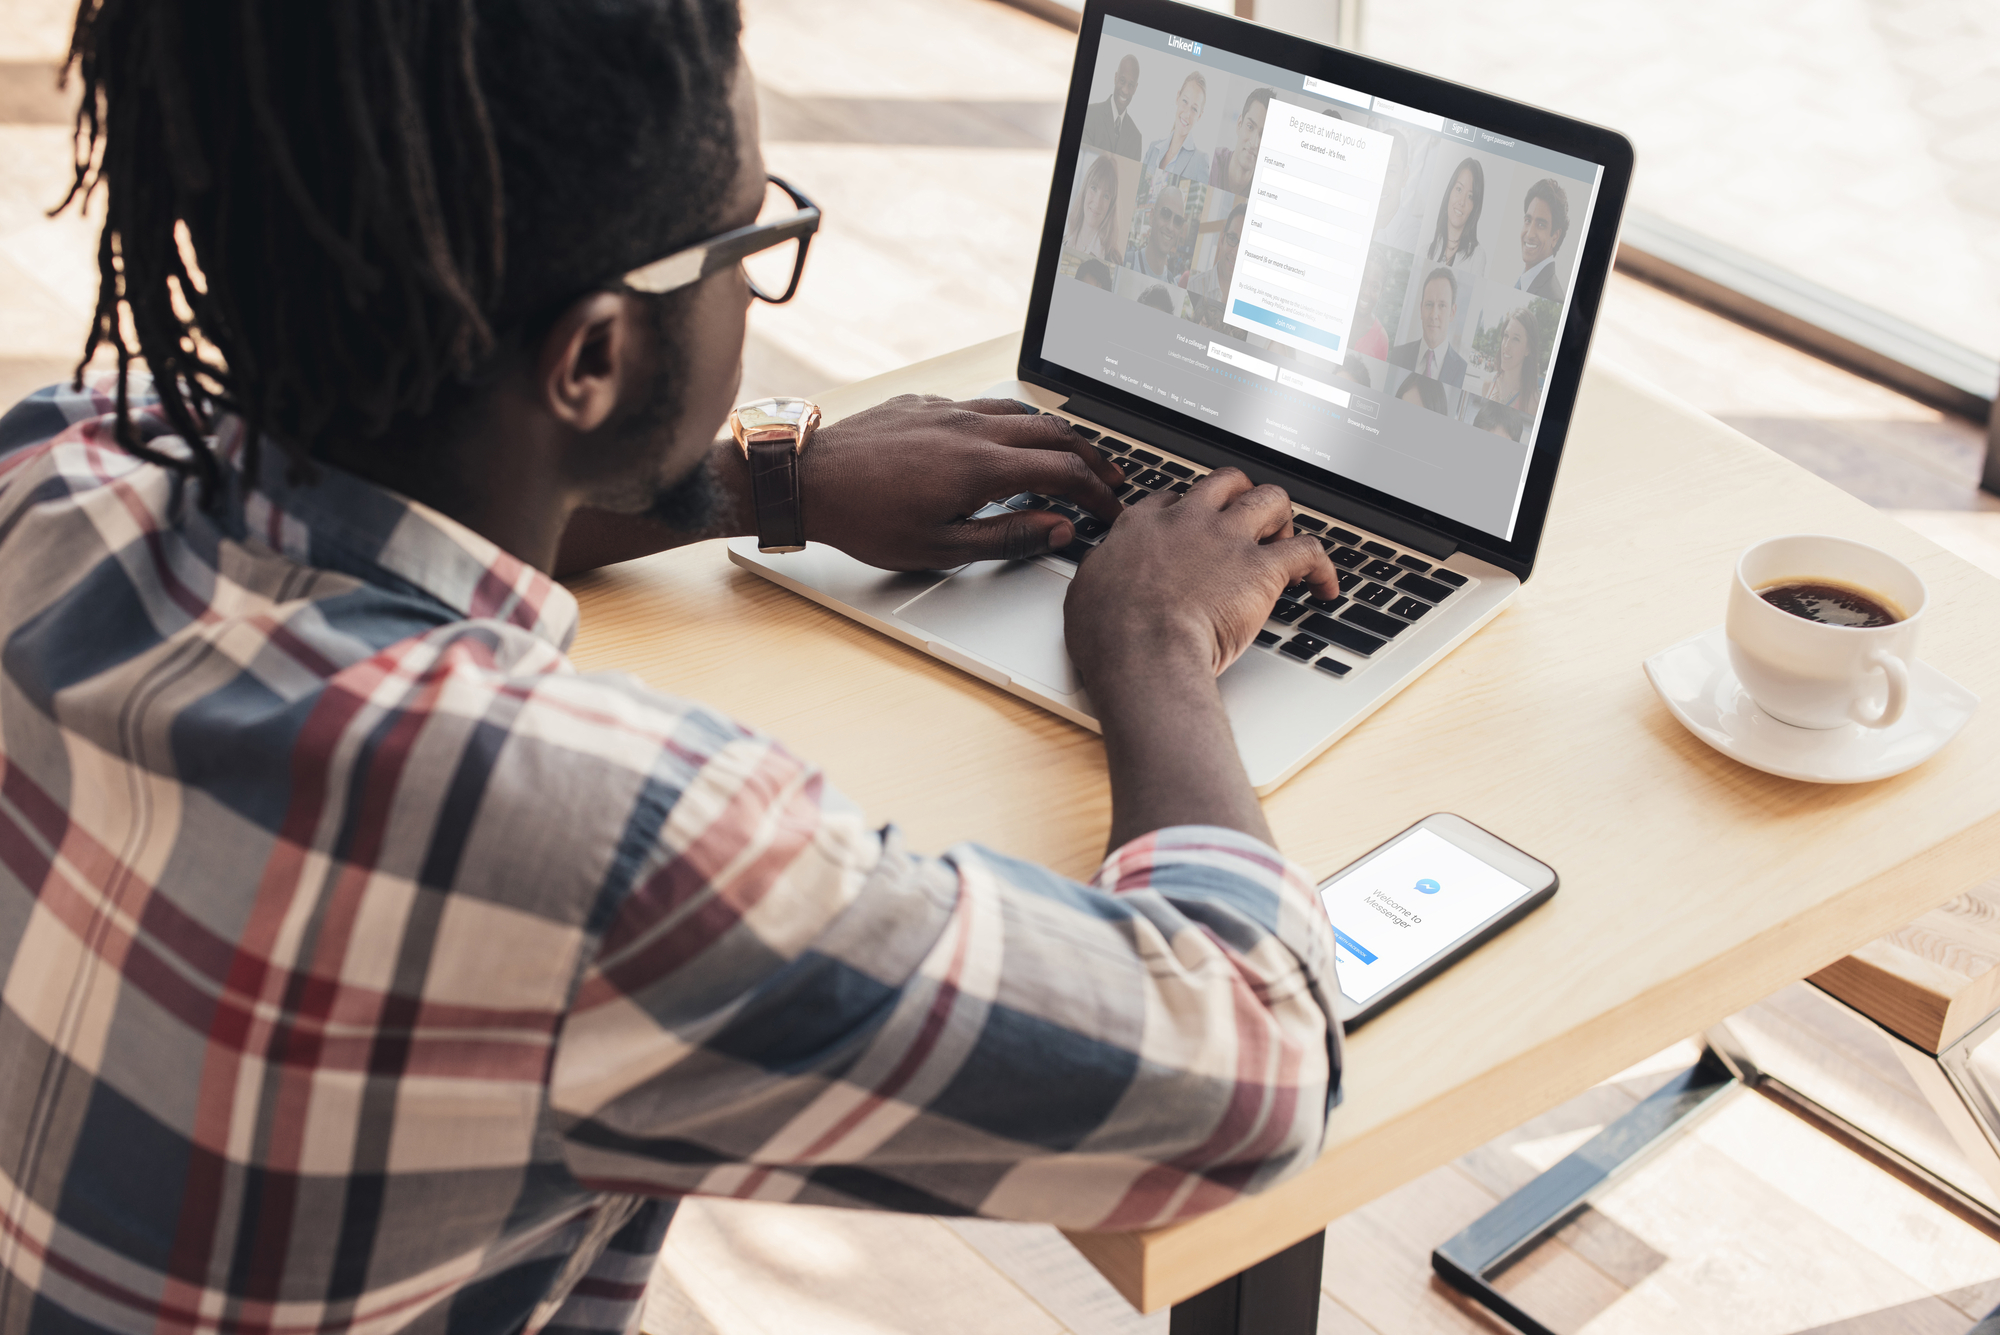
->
xmin=1643 ymin=625 xmax=1979 ymax=784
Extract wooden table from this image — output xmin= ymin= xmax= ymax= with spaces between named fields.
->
xmin=566 ymin=333 xmax=2000 ymax=1317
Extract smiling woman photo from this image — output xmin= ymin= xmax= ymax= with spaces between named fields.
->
xmin=1143 ymin=70 xmax=1208 ymax=178
xmin=1063 ymin=151 xmax=1124 ymax=263
xmin=1478 ymin=306 xmax=1546 ymax=415
xmin=1425 ymin=156 xmax=1486 ymax=286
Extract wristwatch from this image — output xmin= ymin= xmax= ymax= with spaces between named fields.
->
xmin=728 ymin=396 xmax=821 ymax=553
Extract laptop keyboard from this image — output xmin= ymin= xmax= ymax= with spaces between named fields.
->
xmin=993 ymin=405 xmax=1476 ymax=679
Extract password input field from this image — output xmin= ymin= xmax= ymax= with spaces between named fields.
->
xmin=1245 ymin=231 xmax=1357 ymax=279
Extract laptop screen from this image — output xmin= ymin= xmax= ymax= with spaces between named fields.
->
xmin=1039 ymin=15 xmax=1607 ymax=543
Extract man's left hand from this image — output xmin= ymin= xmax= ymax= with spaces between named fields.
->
xmin=800 ymin=395 xmax=1126 ymax=570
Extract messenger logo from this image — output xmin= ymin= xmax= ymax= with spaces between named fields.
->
xmin=1415 ymin=878 xmax=1441 ymax=895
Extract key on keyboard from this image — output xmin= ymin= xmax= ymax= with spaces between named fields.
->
xmin=1049 ymin=539 xmax=1094 ymax=564
xmin=1355 ymin=582 xmax=1395 ymax=607
xmin=1298 ymin=612 xmax=1346 ymax=639
xmin=1395 ymin=572 xmax=1454 ymax=602
xmin=1322 ymin=621 xmax=1385 ymax=656
xmin=1342 ymin=604 xmax=1409 ymax=638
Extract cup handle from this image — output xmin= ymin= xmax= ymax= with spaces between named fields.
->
xmin=1855 ymin=650 xmax=1910 ymax=729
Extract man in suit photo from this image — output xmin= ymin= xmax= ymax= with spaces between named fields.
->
xmin=1082 ymin=52 xmax=1143 ymax=158
xmin=1389 ymin=266 xmax=1468 ymax=387
xmin=1515 ymin=177 xmax=1570 ymax=302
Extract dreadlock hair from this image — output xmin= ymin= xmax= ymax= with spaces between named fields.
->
xmin=61 ymin=0 xmax=744 ymax=502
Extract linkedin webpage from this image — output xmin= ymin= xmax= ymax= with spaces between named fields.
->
xmin=1048 ymin=16 xmax=1604 ymax=540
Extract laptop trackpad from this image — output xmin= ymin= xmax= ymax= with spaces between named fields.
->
xmin=897 ymin=559 xmax=1080 ymax=696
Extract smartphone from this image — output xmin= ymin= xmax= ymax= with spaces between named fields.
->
xmin=1321 ymin=814 xmax=1558 ymax=1028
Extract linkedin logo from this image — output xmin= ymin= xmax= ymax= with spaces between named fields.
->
xmin=1167 ymin=35 xmax=1203 ymax=56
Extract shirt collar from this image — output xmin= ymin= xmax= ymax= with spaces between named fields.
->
xmin=219 ymin=419 xmax=581 ymax=652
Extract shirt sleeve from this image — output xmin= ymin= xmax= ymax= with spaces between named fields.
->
xmin=548 ymin=724 xmax=1342 ymax=1232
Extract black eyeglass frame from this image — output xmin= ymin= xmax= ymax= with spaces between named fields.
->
xmin=621 ymin=174 xmax=820 ymax=305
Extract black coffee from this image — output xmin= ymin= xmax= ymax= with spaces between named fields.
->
xmin=1758 ymin=580 xmax=1900 ymax=628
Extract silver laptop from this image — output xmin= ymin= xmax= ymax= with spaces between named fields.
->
xmin=733 ymin=0 xmax=1632 ymax=792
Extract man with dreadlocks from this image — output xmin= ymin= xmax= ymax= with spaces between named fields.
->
xmin=0 ymin=2 xmax=1346 ymax=1331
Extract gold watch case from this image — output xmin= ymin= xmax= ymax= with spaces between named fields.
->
xmin=728 ymin=396 xmax=821 ymax=456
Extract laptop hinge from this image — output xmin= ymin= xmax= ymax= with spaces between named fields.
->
xmin=1054 ymin=390 xmax=1460 ymax=561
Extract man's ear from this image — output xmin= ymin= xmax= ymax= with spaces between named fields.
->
xmin=536 ymin=291 xmax=636 ymax=433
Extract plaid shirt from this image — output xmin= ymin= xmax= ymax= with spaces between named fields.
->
xmin=0 ymin=377 xmax=1342 ymax=1335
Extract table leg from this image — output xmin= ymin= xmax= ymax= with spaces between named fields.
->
xmin=1167 ymin=1229 xmax=1325 ymax=1335
xmin=1985 ymin=384 xmax=2000 ymax=495
xmin=1430 ymin=1046 xmax=1738 ymax=1335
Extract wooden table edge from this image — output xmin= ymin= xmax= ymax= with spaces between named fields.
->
xmin=1064 ymin=812 xmax=2000 ymax=1312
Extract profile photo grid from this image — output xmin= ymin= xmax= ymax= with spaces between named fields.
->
xmin=1064 ymin=33 xmax=1591 ymax=457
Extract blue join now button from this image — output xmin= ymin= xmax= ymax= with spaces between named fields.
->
xmin=1231 ymin=300 xmax=1344 ymax=351
xmin=1332 ymin=927 xmax=1376 ymax=965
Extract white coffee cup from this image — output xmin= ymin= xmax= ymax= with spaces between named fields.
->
xmin=1725 ymin=535 xmax=1927 ymax=730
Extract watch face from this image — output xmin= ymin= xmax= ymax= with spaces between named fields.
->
xmin=734 ymin=396 xmax=812 ymax=432
xmin=731 ymin=396 xmax=821 ymax=451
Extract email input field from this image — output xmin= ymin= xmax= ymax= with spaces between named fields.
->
xmin=1255 ymin=198 xmax=1359 ymax=240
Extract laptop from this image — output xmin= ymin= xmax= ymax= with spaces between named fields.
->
xmin=731 ymin=0 xmax=1634 ymax=792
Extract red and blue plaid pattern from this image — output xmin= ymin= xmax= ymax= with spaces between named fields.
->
xmin=0 ymin=377 xmax=1341 ymax=1335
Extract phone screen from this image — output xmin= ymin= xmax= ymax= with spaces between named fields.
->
xmin=1322 ymin=827 xmax=1537 ymax=1005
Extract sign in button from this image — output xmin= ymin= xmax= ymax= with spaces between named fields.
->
xmin=1332 ymin=927 xmax=1377 ymax=965
xmin=1231 ymin=301 xmax=1344 ymax=352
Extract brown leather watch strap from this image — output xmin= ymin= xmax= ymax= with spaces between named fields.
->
xmin=747 ymin=437 xmax=805 ymax=552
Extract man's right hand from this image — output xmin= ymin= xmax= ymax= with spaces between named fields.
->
xmin=1065 ymin=468 xmax=1340 ymax=684
xmin=1064 ymin=469 xmax=1341 ymax=854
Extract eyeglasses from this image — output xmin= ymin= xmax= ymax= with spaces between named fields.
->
xmin=622 ymin=175 xmax=821 ymax=305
